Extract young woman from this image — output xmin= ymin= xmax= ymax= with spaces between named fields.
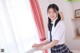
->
xmin=32 ymin=4 xmax=72 ymax=53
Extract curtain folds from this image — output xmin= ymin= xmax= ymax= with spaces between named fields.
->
xmin=30 ymin=0 xmax=48 ymax=53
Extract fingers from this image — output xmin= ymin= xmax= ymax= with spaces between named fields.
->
xmin=34 ymin=46 xmax=42 ymax=50
xmin=32 ymin=44 xmax=36 ymax=47
xmin=32 ymin=44 xmax=39 ymax=48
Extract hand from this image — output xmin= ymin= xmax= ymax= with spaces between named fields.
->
xmin=34 ymin=46 xmax=42 ymax=50
xmin=32 ymin=43 xmax=40 ymax=48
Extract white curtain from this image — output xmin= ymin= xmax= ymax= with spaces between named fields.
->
xmin=0 ymin=0 xmax=42 ymax=53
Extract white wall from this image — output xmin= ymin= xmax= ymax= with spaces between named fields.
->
xmin=72 ymin=2 xmax=80 ymax=11
xmin=38 ymin=0 xmax=80 ymax=50
xmin=72 ymin=2 xmax=80 ymax=34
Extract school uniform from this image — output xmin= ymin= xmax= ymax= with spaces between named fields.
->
xmin=48 ymin=18 xmax=72 ymax=53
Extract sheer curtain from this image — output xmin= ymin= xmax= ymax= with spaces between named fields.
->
xmin=30 ymin=0 xmax=48 ymax=53
xmin=0 ymin=0 xmax=19 ymax=53
xmin=0 ymin=0 xmax=42 ymax=53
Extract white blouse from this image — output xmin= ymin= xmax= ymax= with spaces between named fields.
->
xmin=47 ymin=19 xmax=65 ymax=45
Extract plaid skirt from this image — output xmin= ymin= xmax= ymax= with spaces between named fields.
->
xmin=51 ymin=44 xmax=73 ymax=53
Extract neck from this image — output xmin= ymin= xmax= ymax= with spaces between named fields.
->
xmin=51 ymin=18 xmax=57 ymax=22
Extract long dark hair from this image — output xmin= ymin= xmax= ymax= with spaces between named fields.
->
xmin=47 ymin=4 xmax=61 ymax=31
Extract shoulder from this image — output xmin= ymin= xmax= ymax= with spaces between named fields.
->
xmin=56 ymin=20 xmax=65 ymax=29
xmin=58 ymin=20 xmax=65 ymax=26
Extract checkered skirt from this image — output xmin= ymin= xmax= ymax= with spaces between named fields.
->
xmin=51 ymin=44 xmax=73 ymax=53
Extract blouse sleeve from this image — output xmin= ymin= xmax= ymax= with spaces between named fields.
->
xmin=52 ymin=21 xmax=65 ymax=41
xmin=47 ymin=31 xmax=50 ymax=42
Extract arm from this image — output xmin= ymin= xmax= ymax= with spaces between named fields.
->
xmin=37 ymin=40 xmax=59 ymax=50
xmin=38 ymin=39 xmax=49 ymax=46
xmin=32 ymin=39 xmax=49 ymax=48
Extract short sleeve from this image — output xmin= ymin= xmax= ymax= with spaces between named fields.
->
xmin=47 ymin=31 xmax=50 ymax=42
xmin=52 ymin=21 xmax=65 ymax=41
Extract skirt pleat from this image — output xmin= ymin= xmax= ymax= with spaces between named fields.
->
xmin=51 ymin=44 xmax=73 ymax=53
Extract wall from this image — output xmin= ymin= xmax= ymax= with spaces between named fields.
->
xmin=72 ymin=2 xmax=80 ymax=11
xmin=72 ymin=2 xmax=80 ymax=35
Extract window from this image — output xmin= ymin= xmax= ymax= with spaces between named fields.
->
xmin=0 ymin=0 xmax=42 ymax=53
